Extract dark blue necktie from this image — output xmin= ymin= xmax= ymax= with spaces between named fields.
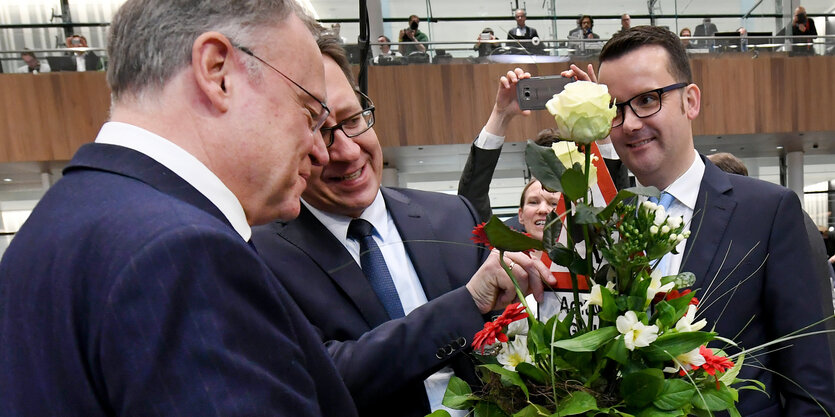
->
xmin=347 ymin=218 xmax=405 ymax=319
xmin=649 ymin=192 xmax=676 ymax=276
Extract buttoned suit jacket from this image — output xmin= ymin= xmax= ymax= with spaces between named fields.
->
xmin=0 ymin=143 xmax=356 ymax=417
xmin=251 ymin=187 xmax=490 ymax=417
xmin=680 ymin=156 xmax=835 ymax=416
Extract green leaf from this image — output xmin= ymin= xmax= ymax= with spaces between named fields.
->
xmin=548 ymin=246 xmax=575 ymax=270
xmin=663 ymin=292 xmax=697 ymax=321
xmin=719 ymin=352 xmax=744 ymax=387
xmin=542 ymin=210 xmax=563 ymax=251
xmin=525 ymin=140 xmax=566 ymax=194
xmin=691 ymin=382 xmax=734 ymax=411
xmin=483 ymin=216 xmax=543 ymax=252
xmin=605 ymin=337 xmax=630 ymax=365
xmin=641 ymin=332 xmax=716 ymax=363
xmin=551 ymin=326 xmax=619 ymax=352
xmin=553 ymin=390 xmax=598 ymax=416
xmin=653 ymin=379 xmax=696 ymax=410
xmin=481 ymin=364 xmax=530 ymax=398
xmin=598 ymin=284 xmax=619 ymax=322
xmin=621 ymin=368 xmax=665 ymax=408
xmin=442 ymin=375 xmax=475 ymax=410
xmin=598 ymin=186 xmax=660 ymax=220
xmin=573 ymin=203 xmax=601 ymax=225
xmin=474 ymin=401 xmax=509 ymax=417
xmin=651 ymin=301 xmax=677 ymax=329
xmin=560 ymin=167 xmax=588 ymax=202
xmin=512 ymin=403 xmax=550 ymax=417
xmin=635 ymin=406 xmax=685 ymax=417
xmin=426 ymin=411 xmax=452 ymax=417
xmin=516 ymin=362 xmax=547 ymax=385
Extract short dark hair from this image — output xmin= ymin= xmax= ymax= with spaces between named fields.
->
xmin=317 ymin=32 xmax=358 ymax=92
xmin=377 ymin=35 xmax=390 ymax=42
xmin=600 ymin=26 xmax=693 ymax=84
xmin=534 ymin=128 xmax=559 ymax=147
xmin=581 ymin=15 xmax=594 ymax=26
xmin=707 ymin=152 xmax=748 ymax=176
xmin=21 ymin=49 xmax=36 ymax=59
xmin=409 ymin=14 xmax=419 ymax=21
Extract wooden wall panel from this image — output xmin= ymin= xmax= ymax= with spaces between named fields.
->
xmin=0 ymin=55 xmax=832 ymax=163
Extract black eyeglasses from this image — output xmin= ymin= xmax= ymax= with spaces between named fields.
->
xmin=611 ymin=83 xmax=688 ymax=128
xmin=233 ymin=44 xmax=331 ymax=132
xmin=320 ymin=91 xmax=376 ymax=148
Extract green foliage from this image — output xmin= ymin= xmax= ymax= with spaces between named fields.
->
xmin=483 ymin=216 xmax=543 ymax=252
xmin=641 ymin=332 xmax=716 ymax=363
xmin=653 ymin=379 xmax=696 ymax=410
xmin=691 ymin=382 xmax=734 ymax=411
xmin=621 ymin=369 xmax=665 ymax=408
xmin=442 ymin=376 xmax=476 ymax=410
xmin=553 ymin=391 xmax=598 ymax=416
xmin=525 ymin=140 xmax=567 ymax=194
xmin=560 ymin=168 xmax=588 ymax=202
xmin=552 ymin=326 xmax=619 ymax=352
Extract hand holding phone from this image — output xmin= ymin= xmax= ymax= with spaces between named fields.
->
xmin=516 ymin=76 xmax=573 ymax=110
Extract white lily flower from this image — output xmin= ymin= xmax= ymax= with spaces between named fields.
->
xmin=675 ymin=305 xmax=707 ymax=333
xmin=505 ymin=317 xmax=529 ymax=338
xmin=653 ymin=207 xmax=667 ymax=226
xmin=663 ymin=347 xmax=706 ymax=374
xmin=650 ymin=225 xmax=659 ymax=235
xmin=496 ymin=335 xmax=533 ymax=371
xmin=642 ymin=201 xmax=658 ymax=212
xmin=660 ymin=225 xmax=670 ymax=234
xmin=616 ymin=311 xmax=659 ymax=350
xmin=646 ymin=269 xmax=675 ymax=301
xmin=581 ymin=281 xmax=616 ymax=309
xmin=667 ymin=215 xmax=683 ymax=229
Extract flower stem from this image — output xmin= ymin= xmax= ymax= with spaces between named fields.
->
xmin=498 ymin=250 xmax=533 ymax=318
xmin=582 ymin=147 xmax=595 ymax=329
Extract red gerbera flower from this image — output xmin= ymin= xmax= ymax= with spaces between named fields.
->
xmin=471 ymin=223 xmax=494 ymax=249
xmin=471 ymin=303 xmax=529 ymax=353
xmin=699 ymin=346 xmax=735 ymax=389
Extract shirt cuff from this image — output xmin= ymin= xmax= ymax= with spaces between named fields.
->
xmin=474 ymin=127 xmax=506 ymax=150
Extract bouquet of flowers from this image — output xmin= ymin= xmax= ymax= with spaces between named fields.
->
xmin=431 ymin=81 xmax=764 ymax=417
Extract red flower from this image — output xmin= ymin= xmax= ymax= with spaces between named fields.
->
xmin=699 ymin=346 xmax=735 ymax=389
xmin=472 ymin=321 xmax=508 ymax=353
xmin=471 ymin=303 xmax=529 ymax=354
xmin=496 ymin=302 xmax=528 ymax=327
xmin=663 ymin=289 xmax=699 ymax=305
xmin=471 ymin=223 xmax=494 ymax=250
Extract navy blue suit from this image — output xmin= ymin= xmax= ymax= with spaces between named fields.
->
xmin=0 ymin=143 xmax=357 ymax=417
xmin=682 ymin=156 xmax=835 ymax=416
xmin=252 ymin=188 xmax=489 ymax=417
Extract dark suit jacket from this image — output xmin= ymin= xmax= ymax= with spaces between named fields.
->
xmin=681 ymin=157 xmax=835 ymax=416
xmin=0 ymin=143 xmax=356 ymax=417
xmin=252 ymin=187 xmax=490 ymax=417
xmin=70 ymin=51 xmax=101 ymax=71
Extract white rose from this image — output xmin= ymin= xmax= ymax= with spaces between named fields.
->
xmin=545 ymin=81 xmax=617 ymax=144
xmin=551 ymin=141 xmax=598 ymax=186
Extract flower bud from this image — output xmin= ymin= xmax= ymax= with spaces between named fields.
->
xmin=661 ymin=225 xmax=670 ymax=234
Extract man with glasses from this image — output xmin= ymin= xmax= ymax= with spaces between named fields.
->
xmin=0 ymin=1 xmax=357 ymax=416
xmin=564 ymin=25 xmax=835 ymax=415
xmin=252 ymin=34 xmax=554 ymax=417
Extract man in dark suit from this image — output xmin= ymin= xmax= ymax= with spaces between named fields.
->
xmin=66 ymin=34 xmax=101 ymax=71
xmin=507 ymin=8 xmax=542 ymax=54
xmin=565 ymin=25 xmax=834 ymax=416
xmin=0 ymin=1 xmax=356 ymax=416
xmin=252 ymin=35 xmax=553 ymax=417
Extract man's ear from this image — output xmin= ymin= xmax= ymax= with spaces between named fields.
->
xmin=192 ymin=31 xmax=234 ymax=113
xmin=684 ymin=83 xmax=701 ymax=120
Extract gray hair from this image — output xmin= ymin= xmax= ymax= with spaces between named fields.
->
xmin=107 ymin=0 xmax=316 ymax=102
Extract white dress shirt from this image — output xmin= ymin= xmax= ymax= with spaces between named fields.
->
xmin=302 ymin=191 xmax=465 ymax=416
xmin=638 ymin=149 xmax=705 ymax=275
xmin=94 ymin=122 xmax=251 ymax=241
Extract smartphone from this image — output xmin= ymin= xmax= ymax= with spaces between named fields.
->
xmin=516 ymin=76 xmax=573 ymax=110
xmin=479 ymin=33 xmax=492 ymax=41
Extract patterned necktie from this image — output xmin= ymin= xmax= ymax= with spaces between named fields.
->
xmin=649 ymin=192 xmax=676 ymax=276
xmin=347 ymin=218 xmax=405 ymax=319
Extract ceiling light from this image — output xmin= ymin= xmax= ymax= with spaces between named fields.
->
xmin=2 ymin=178 xmax=11 ymax=182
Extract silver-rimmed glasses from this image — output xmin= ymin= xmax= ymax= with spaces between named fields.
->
xmin=611 ymin=83 xmax=688 ymax=128
xmin=233 ymin=44 xmax=331 ymax=132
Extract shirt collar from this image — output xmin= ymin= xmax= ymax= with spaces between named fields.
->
xmin=661 ymin=149 xmax=704 ymax=211
xmin=302 ymin=189 xmax=388 ymax=241
xmin=94 ymin=121 xmax=251 ymax=241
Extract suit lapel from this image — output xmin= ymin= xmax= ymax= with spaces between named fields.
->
xmin=681 ymin=158 xmax=736 ymax=291
xmin=275 ymin=206 xmax=390 ymax=327
xmin=382 ymin=188 xmax=453 ymax=300
xmin=65 ymin=143 xmax=230 ymax=227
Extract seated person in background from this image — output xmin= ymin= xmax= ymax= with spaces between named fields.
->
xmin=65 ymin=34 xmax=100 ymax=71
xmin=372 ymin=35 xmax=401 ymax=64
xmin=252 ymin=35 xmax=553 ymax=417
xmin=399 ymin=14 xmax=428 ymax=55
xmin=474 ymin=27 xmax=500 ymax=57
xmin=16 ymin=50 xmax=50 ymax=73
xmin=790 ymin=6 xmax=817 ymax=54
xmin=618 ymin=14 xmax=631 ymax=33
xmin=679 ymin=28 xmax=693 ymax=48
xmin=569 ymin=15 xmax=600 ymax=54
xmin=507 ymin=9 xmax=541 ymax=54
